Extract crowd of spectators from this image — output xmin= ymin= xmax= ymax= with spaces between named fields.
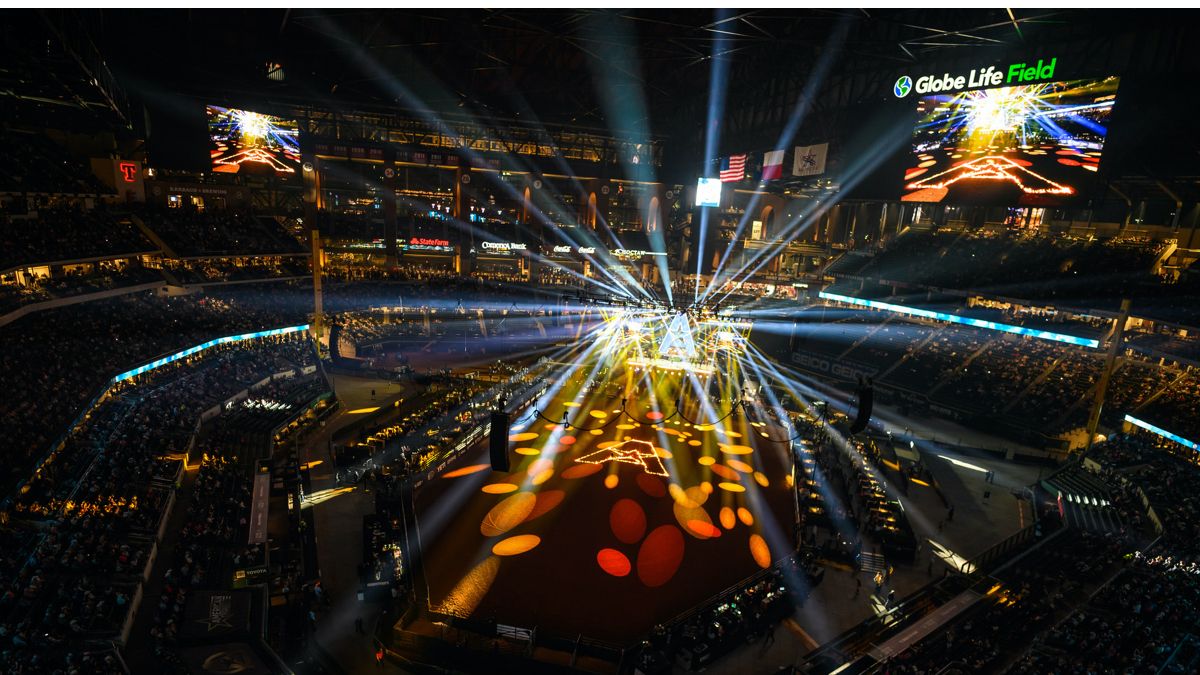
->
xmin=835 ymin=227 xmax=1200 ymax=328
xmin=469 ymin=269 xmax=526 ymax=284
xmin=0 ymin=262 xmax=166 ymax=315
xmin=0 ymin=205 xmax=156 ymax=270
xmin=536 ymin=266 xmax=586 ymax=287
xmin=0 ymin=334 xmax=313 ymax=674
xmin=163 ymin=256 xmax=309 ymax=285
xmin=637 ymin=567 xmax=793 ymax=673
xmin=146 ymin=440 xmax=269 ymax=671
xmin=852 ymin=229 xmax=1166 ymax=303
xmin=0 ymin=132 xmax=111 ymax=195
xmin=1128 ymin=332 xmax=1200 ymax=365
xmin=786 ymin=299 xmax=1200 ymax=446
xmin=19 ymin=335 xmax=314 ymax=513
xmin=1004 ymin=349 xmax=1098 ymax=433
xmin=1010 ymin=563 xmax=1200 ymax=674
xmin=881 ymin=323 xmax=991 ymax=396
xmin=339 ymin=300 xmax=556 ymax=352
xmin=138 ymin=208 xmax=304 ymax=257
xmin=889 ymin=528 xmax=1129 ymax=675
xmin=0 ymin=283 xmax=51 ymax=315
xmin=147 ymin=368 xmax=326 ymax=669
xmin=1003 ymin=434 xmax=1200 ymax=673
xmin=932 ymin=336 xmax=1063 ymax=416
xmin=325 ymin=263 xmax=460 ymax=284
xmin=1134 ymin=372 xmax=1200 ymax=440
xmin=348 ymin=365 xmax=540 ymax=486
xmin=0 ymin=288 xmax=311 ymax=495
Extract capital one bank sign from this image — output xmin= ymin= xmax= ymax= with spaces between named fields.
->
xmin=894 ymin=57 xmax=1058 ymax=97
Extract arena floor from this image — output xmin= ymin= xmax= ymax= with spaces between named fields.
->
xmin=411 ymin=321 xmax=798 ymax=645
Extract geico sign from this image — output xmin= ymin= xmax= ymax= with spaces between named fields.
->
xmin=790 ymin=351 xmax=877 ymax=381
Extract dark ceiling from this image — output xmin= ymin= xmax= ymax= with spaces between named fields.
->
xmin=80 ymin=8 xmax=1152 ymax=135
xmin=5 ymin=8 xmax=1197 ymax=186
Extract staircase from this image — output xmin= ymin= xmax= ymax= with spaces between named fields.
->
xmin=1002 ymin=353 xmax=1075 ymax=415
xmin=1043 ymin=467 xmax=1124 ymax=534
xmin=1132 ymin=368 xmax=1189 ymax=415
xmin=877 ymin=324 xmax=945 ymax=382
xmin=838 ymin=315 xmax=893 ymax=360
xmin=859 ymin=551 xmax=887 ymax=574
xmin=129 ymin=212 xmax=179 ymax=258
xmin=928 ymin=338 xmax=995 ymax=398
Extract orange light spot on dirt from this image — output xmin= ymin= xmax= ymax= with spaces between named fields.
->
xmin=597 ymin=548 xmax=632 ymax=577
xmin=492 ymin=534 xmax=541 ymax=556
xmin=443 ymin=464 xmax=491 ymax=478
xmin=610 ymin=499 xmax=647 ymax=544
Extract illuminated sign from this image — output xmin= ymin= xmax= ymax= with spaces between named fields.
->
xmin=895 ymin=58 xmax=1058 ymax=97
xmin=411 ymin=237 xmax=449 ymax=247
xmin=575 ymin=439 xmax=668 ymax=477
xmin=119 ymin=162 xmax=138 ymax=183
xmin=818 ymin=291 xmax=1099 ymax=348
xmin=627 ymin=356 xmax=715 ymax=375
xmin=480 ymin=241 xmax=527 ymax=253
xmin=345 ymin=238 xmax=453 ymax=252
xmin=550 ymin=245 xmax=597 ymax=255
xmin=612 ymin=249 xmax=667 ymax=259
xmin=406 ymin=237 xmax=453 ymax=252
xmin=695 ymin=177 xmax=722 ymax=207
xmin=1124 ymin=415 xmax=1199 ymax=452
xmin=112 ymin=324 xmax=310 ymax=382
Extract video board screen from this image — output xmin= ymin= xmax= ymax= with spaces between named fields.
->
xmin=207 ymin=105 xmax=301 ymax=177
xmin=695 ymin=177 xmax=722 ymax=207
xmin=902 ymin=77 xmax=1119 ymax=205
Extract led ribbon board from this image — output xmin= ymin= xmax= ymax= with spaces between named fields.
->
xmin=1124 ymin=415 xmax=1200 ymax=452
xmin=818 ymin=291 xmax=1099 ymax=349
xmin=112 ymin=324 xmax=311 ymax=383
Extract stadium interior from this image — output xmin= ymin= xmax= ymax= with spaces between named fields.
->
xmin=3 ymin=6 xmax=1200 ymax=675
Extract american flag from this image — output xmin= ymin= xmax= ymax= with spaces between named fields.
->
xmin=719 ymin=154 xmax=747 ymax=182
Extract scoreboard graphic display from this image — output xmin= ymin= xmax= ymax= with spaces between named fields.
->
xmin=902 ymin=76 xmax=1119 ymax=205
xmin=207 ymin=105 xmax=301 ymax=177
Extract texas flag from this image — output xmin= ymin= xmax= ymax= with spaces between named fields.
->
xmin=761 ymin=149 xmax=785 ymax=180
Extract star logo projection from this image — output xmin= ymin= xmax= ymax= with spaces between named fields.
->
xmin=576 ymin=439 xmax=668 ymax=477
xmin=903 ymin=76 xmax=1119 ymax=205
xmin=658 ymin=312 xmax=699 ymax=360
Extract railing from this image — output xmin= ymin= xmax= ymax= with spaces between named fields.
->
xmin=966 ymin=519 xmax=1062 ymax=578
xmin=659 ymin=558 xmax=790 ymax=633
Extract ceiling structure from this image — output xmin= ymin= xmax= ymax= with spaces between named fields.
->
xmin=4 ymin=9 xmax=1195 ymax=190
xmin=83 ymin=9 xmax=1124 ymax=132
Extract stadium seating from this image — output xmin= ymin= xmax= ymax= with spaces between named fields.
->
xmin=137 ymin=208 xmax=304 ymax=257
xmin=0 ymin=206 xmax=156 ymax=270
